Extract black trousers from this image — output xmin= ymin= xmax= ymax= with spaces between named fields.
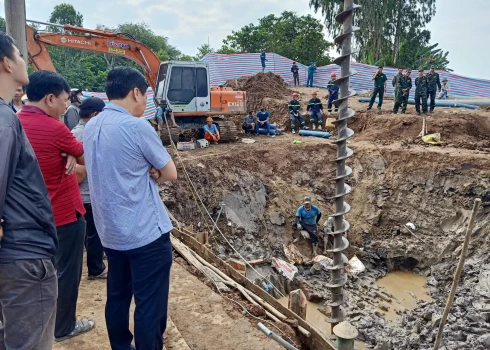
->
xmin=427 ymin=90 xmax=437 ymax=111
xmin=84 ymin=203 xmax=106 ymax=277
xmin=105 ymin=234 xmax=172 ymax=350
xmin=369 ymin=86 xmax=385 ymax=108
xmin=0 ymin=259 xmax=57 ymax=350
xmin=300 ymin=221 xmax=319 ymax=244
xmin=55 ymin=214 xmax=86 ymax=338
xmin=293 ymin=73 xmax=299 ymax=86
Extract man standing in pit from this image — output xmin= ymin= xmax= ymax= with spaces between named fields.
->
xmin=367 ymin=66 xmax=388 ymax=110
xmin=415 ymin=69 xmax=429 ymax=115
xmin=288 ymin=92 xmax=306 ymax=134
xmin=393 ymin=69 xmax=412 ymax=114
xmin=426 ymin=66 xmax=441 ymax=113
xmin=392 ymin=68 xmax=403 ymax=100
xmin=291 ymin=61 xmax=300 ymax=86
xmin=293 ymin=197 xmax=322 ymax=255
xmin=327 ymin=72 xmax=339 ymax=113
xmin=260 ymin=50 xmax=268 ymax=73
xmin=307 ymin=91 xmax=323 ymax=130
xmin=307 ymin=62 xmax=317 ymax=87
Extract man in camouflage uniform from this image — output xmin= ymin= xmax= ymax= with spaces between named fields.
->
xmin=392 ymin=68 xmax=403 ymax=100
xmin=367 ymin=66 xmax=388 ymax=110
xmin=415 ymin=69 xmax=429 ymax=115
xmin=393 ymin=69 xmax=412 ymax=114
xmin=426 ymin=66 xmax=441 ymax=112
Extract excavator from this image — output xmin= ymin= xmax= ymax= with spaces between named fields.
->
xmin=25 ymin=20 xmax=246 ymax=143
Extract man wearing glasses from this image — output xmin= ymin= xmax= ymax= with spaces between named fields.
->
xmin=17 ymin=70 xmax=95 ymax=342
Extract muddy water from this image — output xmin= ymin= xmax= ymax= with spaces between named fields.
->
xmin=376 ymin=271 xmax=433 ymax=321
xmin=278 ymin=297 xmax=332 ymax=336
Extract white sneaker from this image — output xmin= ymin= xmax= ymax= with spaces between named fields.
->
xmin=312 ymin=124 xmax=316 ymax=130
xmin=271 ymin=134 xmax=276 ymax=138
xmin=292 ymin=130 xmax=296 ymax=134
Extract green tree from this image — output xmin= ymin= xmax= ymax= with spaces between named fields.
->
xmin=0 ymin=16 xmax=6 ymax=32
xmin=219 ymin=11 xmax=333 ymax=66
xmin=309 ymin=0 xmax=449 ymax=69
xmin=196 ymin=43 xmax=214 ymax=60
xmin=49 ymin=3 xmax=83 ymax=30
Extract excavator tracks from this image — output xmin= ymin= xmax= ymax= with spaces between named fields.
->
xmin=160 ymin=126 xmax=181 ymax=145
xmin=215 ymin=120 xmax=238 ymax=143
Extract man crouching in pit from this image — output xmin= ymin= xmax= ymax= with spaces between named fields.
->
xmin=292 ymin=196 xmax=322 ymax=255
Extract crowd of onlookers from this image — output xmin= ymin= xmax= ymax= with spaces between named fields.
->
xmin=0 ymin=32 xmax=177 ymax=350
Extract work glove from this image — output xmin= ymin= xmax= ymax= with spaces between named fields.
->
xmin=292 ymin=222 xmax=298 ymax=230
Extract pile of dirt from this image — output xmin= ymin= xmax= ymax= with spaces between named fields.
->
xmin=350 ymin=111 xmax=490 ymax=151
xmin=227 ymin=73 xmax=295 ymax=129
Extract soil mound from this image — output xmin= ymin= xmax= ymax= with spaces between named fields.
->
xmin=350 ymin=111 xmax=490 ymax=151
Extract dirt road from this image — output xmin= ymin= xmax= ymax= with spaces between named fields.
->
xmin=53 ymin=256 xmax=280 ymax=350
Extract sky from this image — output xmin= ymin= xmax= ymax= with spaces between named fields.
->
xmin=1 ymin=0 xmax=489 ymax=79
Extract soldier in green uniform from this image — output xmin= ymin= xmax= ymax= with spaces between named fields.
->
xmin=367 ymin=66 xmax=388 ymax=110
xmin=415 ymin=69 xmax=429 ymax=115
xmin=392 ymin=68 xmax=403 ymax=100
xmin=393 ymin=69 xmax=412 ymax=114
xmin=426 ymin=66 xmax=441 ymax=112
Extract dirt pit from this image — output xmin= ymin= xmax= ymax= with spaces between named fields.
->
xmin=161 ymin=88 xmax=490 ymax=349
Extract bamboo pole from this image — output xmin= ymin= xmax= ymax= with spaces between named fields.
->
xmin=433 ymin=198 xmax=481 ymax=350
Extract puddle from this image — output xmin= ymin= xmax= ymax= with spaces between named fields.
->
xmin=376 ymin=271 xmax=433 ymax=321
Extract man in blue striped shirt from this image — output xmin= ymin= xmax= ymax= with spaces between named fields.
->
xmin=83 ymin=67 xmax=177 ymax=350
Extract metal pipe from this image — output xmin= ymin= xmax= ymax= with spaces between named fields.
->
xmin=26 ymin=19 xmax=64 ymax=28
xmin=256 ymin=323 xmax=299 ymax=350
xmin=326 ymin=0 xmax=360 ymax=332
xmin=211 ymin=203 xmax=225 ymax=236
xmin=298 ymin=129 xmax=332 ymax=138
xmin=358 ymin=97 xmax=479 ymax=110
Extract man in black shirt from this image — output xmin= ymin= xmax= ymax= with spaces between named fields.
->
xmin=0 ymin=32 xmax=58 ymax=350
xmin=291 ymin=61 xmax=300 ymax=86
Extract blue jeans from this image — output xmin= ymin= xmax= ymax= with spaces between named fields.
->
xmin=307 ymin=74 xmax=314 ymax=87
xmin=290 ymin=113 xmax=305 ymax=131
xmin=256 ymin=120 xmax=271 ymax=135
xmin=438 ymin=90 xmax=448 ymax=99
xmin=309 ymin=110 xmax=323 ymax=125
xmin=328 ymin=93 xmax=339 ymax=111
xmin=105 ymin=234 xmax=172 ymax=350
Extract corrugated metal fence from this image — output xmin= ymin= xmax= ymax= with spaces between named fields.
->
xmin=83 ymin=52 xmax=490 ymax=118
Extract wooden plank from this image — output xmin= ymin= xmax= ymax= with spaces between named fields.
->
xmin=171 ymin=229 xmax=336 ymax=350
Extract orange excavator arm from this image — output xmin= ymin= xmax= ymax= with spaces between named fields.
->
xmin=26 ymin=23 xmax=161 ymax=90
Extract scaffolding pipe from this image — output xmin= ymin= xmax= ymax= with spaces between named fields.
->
xmin=256 ymin=323 xmax=299 ymax=350
xmin=326 ymin=0 xmax=360 ymax=332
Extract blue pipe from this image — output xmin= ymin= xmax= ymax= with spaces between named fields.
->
xmin=298 ymin=129 xmax=332 ymax=138
xmin=358 ymin=97 xmax=479 ymax=110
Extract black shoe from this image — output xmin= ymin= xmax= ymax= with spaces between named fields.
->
xmin=429 ymin=109 xmax=434 ymax=113
xmin=417 ymin=112 xmax=421 ymax=115
xmin=377 ymin=106 xmax=382 ymax=110
xmin=367 ymin=107 xmax=372 ymax=110
xmin=393 ymin=110 xmax=398 ymax=114
xmin=401 ymin=111 xmax=406 ymax=114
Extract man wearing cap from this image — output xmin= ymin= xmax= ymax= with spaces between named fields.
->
xmin=367 ymin=66 xmax=388 ymax=110
xmin=438 ymin=78 xmax=450 ymax=99
xmin=307 ymin=62 xmax=317 ymax=87
xmin=415 ymin=69 xmax=429 ymax=115
xmin=306 ymin=91 xmax=323 ymax=130
xmin=392 ymin=68 xmax=403 ymax=100
xmin=393 ymin=69 xmax=412 ymax=114
xmin=64 ymin=88 xmax=84 ymax=130
xmin=72 ymin=97 xmax=108 ymax=281
xmin=327 ymin=72 xmax=339 ymax=113
xmin=288 ymin=93 xmax=306 ymax=134
xmin=293 ymin=197 xmax=322 ymax=254
xmin=426 ymin=67 xmax=441 ymax=112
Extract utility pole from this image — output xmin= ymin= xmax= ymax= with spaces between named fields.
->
xmin=4 ymin=0 xmax=28 ymax=64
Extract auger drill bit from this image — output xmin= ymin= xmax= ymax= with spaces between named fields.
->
xmin=325 ymin=0 xmax=360 ymax=331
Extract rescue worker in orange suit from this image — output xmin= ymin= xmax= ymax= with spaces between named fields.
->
xmin=203 ymin=117 xmax=220 ymax=144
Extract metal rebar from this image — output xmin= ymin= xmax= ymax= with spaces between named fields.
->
xmin=256 ymin=322 xmax=299 ymax=350
xmin=326 ymin=0 xmax=360 ymax=330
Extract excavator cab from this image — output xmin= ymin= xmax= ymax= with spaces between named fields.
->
xmin=155 ymin=61 xmax=246 ymax=143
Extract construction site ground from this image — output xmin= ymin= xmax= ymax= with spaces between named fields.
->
xmin=62 ymin=73 xmax=490 ymax=349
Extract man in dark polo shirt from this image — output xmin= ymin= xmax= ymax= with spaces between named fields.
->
xmin=18 ymin=70 xmax=95 ymax=341
xmin=0 ymin=33 xmax=57 ymax=350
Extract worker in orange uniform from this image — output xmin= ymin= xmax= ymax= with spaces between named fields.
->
xmin=203 ymin=117 xmax=220 ymax=144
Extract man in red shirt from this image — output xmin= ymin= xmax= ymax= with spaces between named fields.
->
xmin=18 ymin=70 xmax=95 ymax=341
